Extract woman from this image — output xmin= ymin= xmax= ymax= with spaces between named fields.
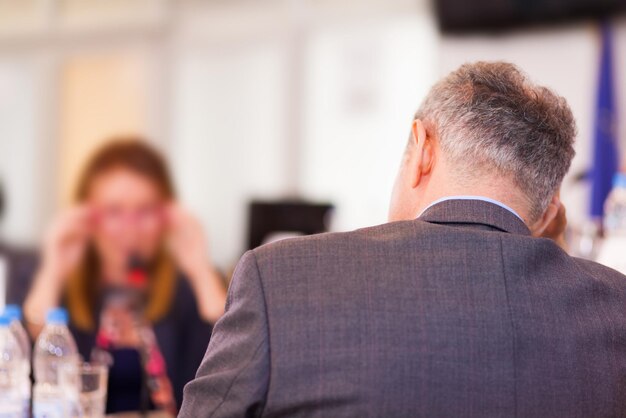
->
xmin=24 ymin=139 xmax=227 ymax=413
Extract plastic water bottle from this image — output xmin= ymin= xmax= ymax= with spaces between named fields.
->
xmin=33 ymin=308 xmax=79 ymax=418
xmin=3 ymin=305 xmax=31 ymax=418
xmin=0 ymin=313 xmax=23 ymax=417
xmin=597 ymin=173 xmax=626 ymax=273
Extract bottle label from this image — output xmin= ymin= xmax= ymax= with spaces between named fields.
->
xmin=33 ymin=400 xmax=64 ymax=418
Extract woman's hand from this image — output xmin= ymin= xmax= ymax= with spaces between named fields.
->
xmin=41 ymin=206 xmax=92 ymax=282
xmin=166 ymin=204 xmax=226 ymax=323
xmin=166 ymin=204 xmax=211 ymax=280
xmin=24 ymin=206 xmax=92 ymax=336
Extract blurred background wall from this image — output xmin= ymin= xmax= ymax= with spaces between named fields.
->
xmin=0 ymin=0 xmax=624 ymax=269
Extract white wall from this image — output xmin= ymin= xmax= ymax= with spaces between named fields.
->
xmin=170 ymin=1 xmax=437 ymax=267
xmin=300 ymin=14 xmax=438 ymax=231
xmin=0 ymin=55 xmax=54 ymax=246
xmin=171 ymin=42 xmax=291 ymax=268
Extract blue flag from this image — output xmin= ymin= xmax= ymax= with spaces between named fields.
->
xmin=590 ymin=22 xmax=619 ymax=219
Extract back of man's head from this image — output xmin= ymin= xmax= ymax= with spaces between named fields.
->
xmin=416 ymin=61 xmax=576 ymax=222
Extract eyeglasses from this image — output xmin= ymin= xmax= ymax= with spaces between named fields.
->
xmin=92 ymin=206 xmax=165 ymax=231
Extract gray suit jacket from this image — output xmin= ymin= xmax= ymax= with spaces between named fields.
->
xmin=180 ymin=200 xmax=626 ymax=417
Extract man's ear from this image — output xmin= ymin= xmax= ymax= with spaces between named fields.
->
xmin=530 ymin=194 xmax=561 ymax=237
xmin=409 ymin=119 xmax=433 ymax=189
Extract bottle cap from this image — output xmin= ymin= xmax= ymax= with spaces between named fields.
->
xmin=46 ymin=308 xmax=69 ymax=325
xmin=613 ymin=173 xmax=626 ymax=189
xmin=0 ymin=314 xmax=10 ymax=327
xmin=3 ymin=304 xmax=22 ymax=322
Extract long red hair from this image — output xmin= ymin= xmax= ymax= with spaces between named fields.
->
xmin=67 ymin=138 xmax=177 ymax=331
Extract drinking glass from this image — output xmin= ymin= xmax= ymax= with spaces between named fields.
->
xmin=61 ymin=362 xmax=109 ymax=418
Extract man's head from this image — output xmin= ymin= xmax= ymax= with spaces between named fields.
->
xmin=389 ymin=61 xmax=576 ymax=234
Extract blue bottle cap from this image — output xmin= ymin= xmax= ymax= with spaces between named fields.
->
xmin=0 ymin=314 xmax=10 ymax=327
xmin=3 ymin=304 xmax=22 ymax=322
xmin=45 ymin=308 xmax=69 ymax=325
xmin=613 ymin=173 xmax=626 ymax=189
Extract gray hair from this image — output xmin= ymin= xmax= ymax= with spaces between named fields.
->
xmin=415 ymin=61 xmax=576 ymax=221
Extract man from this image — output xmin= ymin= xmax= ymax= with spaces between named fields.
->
xmin=180 ymin=62 xmax=626 ymax=417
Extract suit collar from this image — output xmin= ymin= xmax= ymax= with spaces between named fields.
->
xmin=418 ymin=199 xmax=531 ymax=236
